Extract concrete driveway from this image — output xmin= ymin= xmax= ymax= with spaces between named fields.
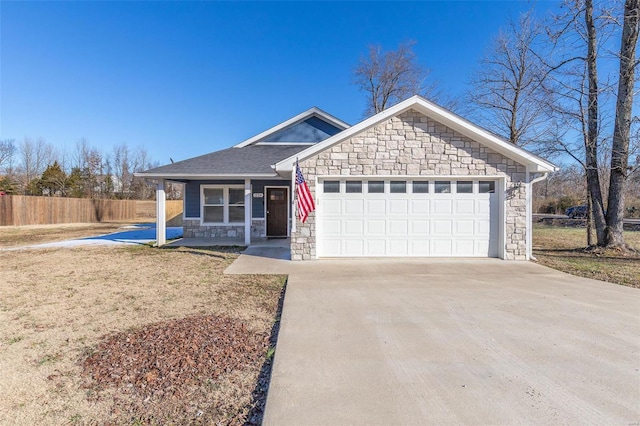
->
xmin=259 ymin=259 xmax=640 ymax=425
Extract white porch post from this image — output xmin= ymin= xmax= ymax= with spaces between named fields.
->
xmin=156 ymin=179 xmax=166 ymax=247
xmin=244 ymin=179 xmax=251 ymax=246
xmin=525 ymin=170 xmax=532 ymax=261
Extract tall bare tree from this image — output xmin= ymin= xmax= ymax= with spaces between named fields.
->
xmin=605 ymin=0 xmax=639 ymax=247
xmin=353 ymin=41 xmax=432 ymax=116
xmin=540 ymin=0 xmax=615 ymax=245
xmin=542 ymin=0 xmax=639 ymax=248
xmin=467 ymin=11 xmax=549 ymax=146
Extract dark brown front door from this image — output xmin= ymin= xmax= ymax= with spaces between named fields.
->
xmin=266 ymin=187 xmax=288 ymax=237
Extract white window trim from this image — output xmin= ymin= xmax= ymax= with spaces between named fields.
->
xmin=201 ymin=185 xmax=245 ymax=225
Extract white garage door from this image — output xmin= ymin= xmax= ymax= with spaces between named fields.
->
xmin=317 ymin=179 xmax=499 ymax=257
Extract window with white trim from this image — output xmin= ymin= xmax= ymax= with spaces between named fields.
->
xmin=202 ymin=186 xmax=245 ymax=224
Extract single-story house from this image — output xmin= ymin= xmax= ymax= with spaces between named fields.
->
xmin=137 ymin=95 xmax=557 ymax=260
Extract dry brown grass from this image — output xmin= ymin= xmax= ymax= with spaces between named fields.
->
xmin=0 ymin=223 xmax=133 ymax=248
xmin=0 ymin=245 xmax=285 ymax=425
xmin=533 ymin=225 xmax=640 ymax=288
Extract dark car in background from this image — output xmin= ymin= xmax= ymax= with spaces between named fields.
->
xmin=565 ymin=205 xmax=588 ymax=219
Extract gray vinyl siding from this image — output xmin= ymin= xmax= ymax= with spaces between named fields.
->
xmin=183 ymin=179 xmax=290 ymax=219
xmin=251 ymin=179 xmax=291 ymax=218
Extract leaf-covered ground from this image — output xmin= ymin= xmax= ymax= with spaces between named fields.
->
xmin=81 ymin=314 xmax=279 ymax=424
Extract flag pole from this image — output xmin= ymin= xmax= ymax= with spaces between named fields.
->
xmin=291 ymin=158 xmax=297 ymax=233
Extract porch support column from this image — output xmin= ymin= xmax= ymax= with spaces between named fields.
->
xmin=156 ymin=179 xmax=166 ymax=247
xmin=244 ymin=179 xmax=251 ymax=246
xmin=525 ymin=170 xmax=532 ymax=261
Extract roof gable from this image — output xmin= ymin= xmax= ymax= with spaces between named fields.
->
xmin=234 ymin=107 xmax=350 ymax=147
xmin=261 ymin=116 xmax=343 ymax=143
xmin=275 ymin=96 xmax=558 ymax=174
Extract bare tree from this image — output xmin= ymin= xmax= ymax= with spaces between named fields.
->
xmin=353 ymin=41 xmax=432 ymax=116
xmin=72 ymin=138 xmax=104 ymax=198
xmin=0 ymin=139 xmax=16 ymax=172
xmin=467 ymin=11 xmax=549 ymax=146
xmin=112 ymin=143 xmax=133 ymax=198
xmin=605 ymin=0 xmax=639 ymax=247
xmin=540 ymin=0 xmax=617 ymax=245
xmin=131 ymin=147 xmax=156 ymax=199
xmin=17 ymin=137 xmax=56 ymax=194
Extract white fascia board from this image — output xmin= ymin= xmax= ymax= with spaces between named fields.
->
xmin=234 ymin=107 xmax=351 ymax=148
xmin=254 ymin=142 xmax=316 ymax=146
xmin=275 ymin=95 xmax=558 ymax=173
xmin=133 ymin=173 xmax=280 ymax=180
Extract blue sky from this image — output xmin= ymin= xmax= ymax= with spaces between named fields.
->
xmin=1 ymin=1 xmax=559 ymax=167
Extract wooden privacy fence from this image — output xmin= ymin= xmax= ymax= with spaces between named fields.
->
xmin=0 ymin=195 xmax=183 ymax=227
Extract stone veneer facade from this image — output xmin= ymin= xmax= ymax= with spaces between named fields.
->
xmin=290 ymin=109 xmax=528 ymax=261
xmin=183 ymin=219 xmax=266 ymax=240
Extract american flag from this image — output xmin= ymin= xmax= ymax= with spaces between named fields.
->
xmin=295 ymin=162 xmax=315 ymax=223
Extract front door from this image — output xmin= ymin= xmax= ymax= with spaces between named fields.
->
xmin=266 ymin=187 xmax=288 ymax=237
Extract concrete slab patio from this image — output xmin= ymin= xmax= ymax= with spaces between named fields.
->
xmin=257 ymin=259 xmax=640 ymax=425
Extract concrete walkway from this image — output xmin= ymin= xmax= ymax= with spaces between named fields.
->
xmin=229 ymin=256 xmax=640 ymax=425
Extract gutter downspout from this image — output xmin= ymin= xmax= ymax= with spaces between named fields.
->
xmin=526 ymin=171 xmax=549 ymax=261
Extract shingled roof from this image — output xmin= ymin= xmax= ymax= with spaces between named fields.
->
xmin=139 ymin=145 xmax=308 ymax=179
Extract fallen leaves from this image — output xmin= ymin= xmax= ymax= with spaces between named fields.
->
xmin=81 ymin=314 xmax=270 ymax=423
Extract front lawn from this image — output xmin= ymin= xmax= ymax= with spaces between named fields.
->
xmin=0 ymin=245 xmax=285 ymax=425
xmin=533 ymin=225 xmax=640 ymax=288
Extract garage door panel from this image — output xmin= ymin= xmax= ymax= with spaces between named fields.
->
xmin=410 ymin=240 xmax=430 ymax=256
xmin=318 ymin=179 xmax=499 ymax=258
xmin=389 ymin=199 xmax=408 ymax=214
xmin=343 ymin=240 xmax=364 ymax=256
xmin=322 ymin=239 xmax=341 ymax=256
xmin=455 ymin=220 xmax=475 ymax=235
xmin=476 ymin=219 xmax=491 ymax=235
xmin=475 ymin=240 xmax=490 ymax=256
xmin=323 ymin=199 xmax=342 ymax=214
xmin=411 ymin=219 xmax=429 ymax=234
xmin=366 ymin=199 xmax=386 ymax=215
xmin=367 ymin=240 xmax=386 ymax=256
xmin=367 ymin=220 xmax=386 ymax=234
xmin=432 ymin=219 xmax=452 ymax=235
xmin=322 ymin=219 xmax=342 ymax=235
xmin=432 ymin=240 xmax=453 ymax=256
xmin=344 ymin=219 xmax=364 ymax=235
xmin=388 ymin=220 xmax=408 ymax=235
xmin=433 ymin=199 xmax=453 ymax=214
xmin=477 ymin=198 xmax=492 ymax=214
xmin=455 ymin=199 xmax=475 ymax=215
xmin=455 ymin=240 xmax=475 ymax=256
xmin=411 ymin=199 xmax=430 ymax=214
xmin=388 ymin=240 xmax=408 ymax=255
xmin=344 ymin=199 xmax=364 ymax=215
